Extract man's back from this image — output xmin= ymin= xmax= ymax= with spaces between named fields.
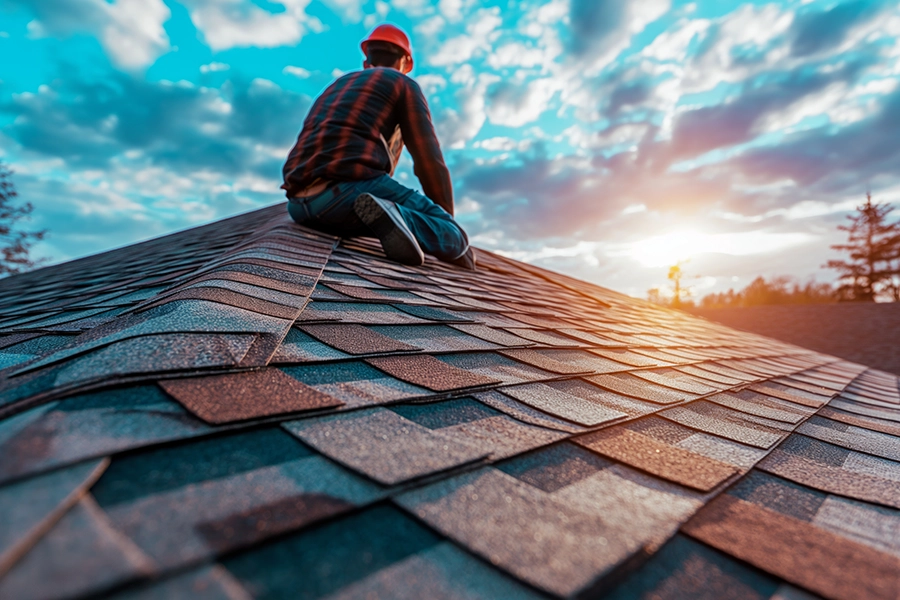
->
xmin=282 ymin=67 xmax=452 ymax=213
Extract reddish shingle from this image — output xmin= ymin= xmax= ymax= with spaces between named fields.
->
xmin=160 ymin=369 xmax=343 ymax=424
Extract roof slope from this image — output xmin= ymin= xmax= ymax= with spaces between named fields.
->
xmin=0 ymin=205 xmax=898 ymax=599
xmin=691 ymin=304 xmax=900 ymax=377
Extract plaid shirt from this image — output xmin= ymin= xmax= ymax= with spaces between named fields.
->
xmin=282 ymin=68 xmax=454 ymax=214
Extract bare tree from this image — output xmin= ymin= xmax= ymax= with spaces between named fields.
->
xmin=0 ymin=162 xmax=46 ymax=275
xmin=647 ymin=261 xmax=696 ymax=308
xmin=825 ymin=193 xmax=900 ymax=301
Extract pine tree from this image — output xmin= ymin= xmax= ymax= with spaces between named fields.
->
xmin=0 ymin=162 xmax=46 ymax=275
xmin=825 ymin=193 xmax=900 ymax=301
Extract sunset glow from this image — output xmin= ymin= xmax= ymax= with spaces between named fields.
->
xmin=628 ymin=230 xmax=813 ymax=268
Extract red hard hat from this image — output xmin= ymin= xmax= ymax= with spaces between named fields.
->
xmin=361 ymin=24 xmax=413 ymax=69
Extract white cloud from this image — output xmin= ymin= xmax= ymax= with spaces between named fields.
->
xmin=283 ymin=65 xmax=312 ymax=78
xmin=183 ymin=0 xmax=321 ymax=51
xmin=435 ymin=68 xmax=495 ymax=147
xmin=391 ymin=0 xmax=433 ymax=18
xmin=428 ymin=7 xmax=501 ymax=66
xmin=18 ymin=0 xmax=170 ymax=69
xmin=641 ymin=18 xmax=710 ymax=62
xmin=200 ymin=61 xmax=230 ymax=73
xmin=416 ymin=15 xmax=446 ymax=38
xmin=102 ymin=0 xmax=170 ymax=69
xmin=475 ymin=137 xmax=524 ymax=151
xmin=681 ymin=4 xmax=794 ymax=93
xmin=486 ymin=77 xmax=559 ymax=127
xmin=416 ymin=74 xmax=447 ymax=95
xmin=321 ymin=0 xmax=365 ymax=22
xmin=487 ymin=42 xmax=555 ymax=70
xmin=438 ymin=0 xmax=474 ymax=23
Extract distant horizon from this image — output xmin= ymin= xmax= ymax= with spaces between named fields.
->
xmin=1 ymin=0 xmax=898 ymax=298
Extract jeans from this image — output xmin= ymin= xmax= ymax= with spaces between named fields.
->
xmin=287 ymin=175 xmax=469 ymax=262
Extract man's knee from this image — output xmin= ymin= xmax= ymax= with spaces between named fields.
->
xmin=287 ymin=201 xmax=308 ymax=224
xmin=434 ymin=222 xmax=469 ymax=261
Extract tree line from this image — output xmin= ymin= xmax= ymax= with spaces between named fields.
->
xmin=650 ymin=193 xmax=900 ymax=308
xmin=0 ymin=161 xmax=44 ymax=275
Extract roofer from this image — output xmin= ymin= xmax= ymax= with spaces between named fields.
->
xmin=282 ymin=24 xmax=475 ymax=270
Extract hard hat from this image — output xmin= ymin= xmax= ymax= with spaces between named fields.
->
xmin=361 ymin=24 xmax=414 ymax=69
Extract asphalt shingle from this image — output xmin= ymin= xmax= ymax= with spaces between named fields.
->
xmin=160 ymin=369 xmax=343 ymax=424
xmin=366 ymin=354 xmax=501 ymax=392
xmin=283 ymin=408 xmax=488 ymax=485
xmin=1 ymin=205 xmax=894 ymax=599
xmin=0 ymin=497 xmax=156 ymax=600
xmin=682 ymin=494 xmax=899 ymax=600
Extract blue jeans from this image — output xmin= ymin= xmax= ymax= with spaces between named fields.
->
xmin=287 ymin=175 xmax=469 ymax=262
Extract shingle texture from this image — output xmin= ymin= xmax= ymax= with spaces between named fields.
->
xmin=691 ymin=304 xmax=900 ymax=376
xmin=0 ymin=204 xmax=898 ymax=599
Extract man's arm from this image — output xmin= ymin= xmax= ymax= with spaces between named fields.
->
xmin=397 ymin=78 xmax=454 ymax=215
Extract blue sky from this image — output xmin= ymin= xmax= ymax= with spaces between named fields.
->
xmin=1 ymin=0 xmax=899 ymax=298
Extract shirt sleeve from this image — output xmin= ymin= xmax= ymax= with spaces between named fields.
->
xmin=396 ymin=77 xmax=455 ymax=215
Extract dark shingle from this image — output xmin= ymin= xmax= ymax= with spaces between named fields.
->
xmin=797 ymin=415 xmax=900 ymax=461
xmin=0 ymin=386 xmax=215 ymax=485
xmin=283 ymin=408 xmax=487 ymax=485
xmin=759 ymin=435 xmax=900 ymax=509
xmin=397 ymin=459 xmax=703 ymax=598
xmin=0 ymin=497 xmax=155 ymax=600
xmin=605 ymin=535 xmax=783 ymax=600
xmin=393 ymin=304 xmax=473 ymax=322
xmin=105 ymin=565 xmax=252 ymax=600
xmin=271 ymin=327 xmax=350 ymax=363
xmin=298 ymin=302 xmax=429 ymax=325
xmin=0 ymin=458 xmax=108 ymax=577
xmin=222 ymin=505 xmax=441 ymax=600
xmin=369 ymin=324 xmax=499 ymax=352
xmin=281 ymin=362 xmax=429 ymax=408
xmin=96 ymin=429 xmax=382 ymax=568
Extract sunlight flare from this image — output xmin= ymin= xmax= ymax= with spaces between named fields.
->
xmin=628 ymin=230 xmax=812 ymax=268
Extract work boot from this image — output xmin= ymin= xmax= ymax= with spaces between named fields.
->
xmin=448 ymin=247 xmax=476 ymax=271
xmin=353 ymin=193 xmax=425 ymax=266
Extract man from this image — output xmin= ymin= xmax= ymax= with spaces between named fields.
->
xmin=282 ymin=24 xmax=475 ymax=270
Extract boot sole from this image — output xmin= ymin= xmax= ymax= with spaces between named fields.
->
xmin=353 ymin=194 xmax=425 ymax=266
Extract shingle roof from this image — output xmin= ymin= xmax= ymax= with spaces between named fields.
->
xmin=1 ymin=204 xmax=898 ymax=599
xmin=690 ymin=304 xmax=900 ymax=377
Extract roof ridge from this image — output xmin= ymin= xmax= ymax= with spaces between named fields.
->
xmin=0 ymin=212 xmax=337 ymax=417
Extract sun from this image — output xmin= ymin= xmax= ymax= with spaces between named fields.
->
xmin=627 ymin=229 xmax=814 ymax=268
xmin=629 ymin=230 xmax=706 ymax=268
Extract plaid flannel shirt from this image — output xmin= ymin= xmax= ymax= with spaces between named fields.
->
xmin=282 ymin=67 xmax=454 ymax=214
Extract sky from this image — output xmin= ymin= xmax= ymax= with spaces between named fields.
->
xmin=1 ymin=0 xmax=899 ymax=299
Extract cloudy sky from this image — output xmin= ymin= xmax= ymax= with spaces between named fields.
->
xmin=1 ymin=0 xmax=898 ymax=299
